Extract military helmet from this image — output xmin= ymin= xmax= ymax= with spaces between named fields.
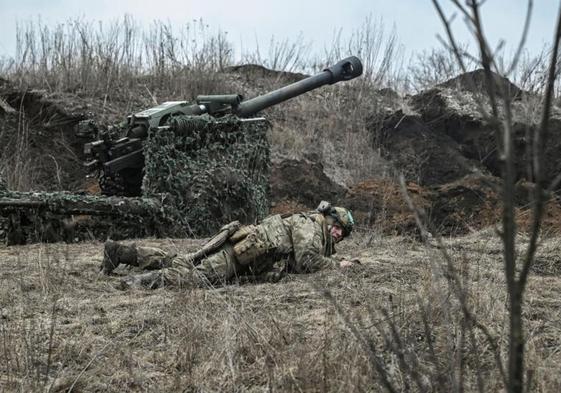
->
xmin=316 ymin=201 xmax=354 ymax=237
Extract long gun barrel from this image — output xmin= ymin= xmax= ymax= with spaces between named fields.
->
xmin=153 ymin=56 xmax=363 ymax=119
xmin=234 ymin=56 xmax=363 ymax=117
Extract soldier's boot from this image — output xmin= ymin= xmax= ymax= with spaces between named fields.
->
xmin=117 ymin=271 xmax=164 ymax=290
xmin=101 ymin=240 xmax=138 ymax=275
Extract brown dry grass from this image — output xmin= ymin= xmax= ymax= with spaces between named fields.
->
xmin=1 ymin=230 xmax=560 ymax=392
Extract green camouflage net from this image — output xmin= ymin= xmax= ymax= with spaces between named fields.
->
xmin=0 ymin=190 xmax=186 ymax=245
xmin=0 ymin=115 xmax=270 ymax=244
xmin=143 ymin=114 xmax=270 ymax=236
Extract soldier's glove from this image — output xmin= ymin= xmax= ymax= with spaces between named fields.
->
xmin=340 ymin=258 xmax=361 ymax=268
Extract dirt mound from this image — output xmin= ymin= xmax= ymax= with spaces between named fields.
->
xmin=339 ymin=178 xmax=431 ymax=235
xmin=337 ymin=174 xmax=561 ymax=237
xmin=0 ymin=81 xmax=95 ymax=191
xmin=437 ymin=68 xmax=523 ymax=99
xmin=341 ymin=175 xmax=500 ymax=237
xmin=430 ymin=175 xmax=502 ymax=234
xmin=370 ymin=69 xmax=561 ymax=210
xmin=517 ymin=198 xmax=561 ymax=237
xmin=224 ymin=64 xmax=307 ymax=85
xmin=270 ymin=157 xmax=346 ymax=209
xmin=372 ymin=110 xmax=487 ymax=186
xmin=408 ymin=86 xmax=510 ymax=179
xmin=0 ymin=78 xmax=111 ymax=130
xmin=408 ymin=74 xmax=561 ymax=188
xmin=430 ymin=175 xmax=561 ymax=236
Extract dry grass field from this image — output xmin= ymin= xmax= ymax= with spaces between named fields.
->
xmin=2 ymin=7 xmax=561 ymax=391
xmin=1 ymin=229 xmax=560 ymax=392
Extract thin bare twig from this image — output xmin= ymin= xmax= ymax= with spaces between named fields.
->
xmin=520 ymin=2 xmax=561 ymax=291
xmin=507 ymin=1 xmax=534 ymax=75
xmin=433 ymin=2 xmax=561 ymax=392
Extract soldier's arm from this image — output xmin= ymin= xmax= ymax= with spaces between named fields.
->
xmin=291 ymin=216 xmax=340 ymax=273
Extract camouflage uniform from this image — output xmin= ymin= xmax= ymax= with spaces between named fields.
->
xmin=132 ymin=212 xmax=338 ymax=288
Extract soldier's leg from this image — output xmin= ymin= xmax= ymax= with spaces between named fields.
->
xmin=161 ymin=243 xmax=240 ymax=288
xmin=136 ymin=246 xmax=177 ymax=270
xmin=101 ymin=240 xmax=138 ymax=274
xmin=117 ymin=244 xmax=240 ymax=290
xmin=101 ymin=240 xmax=176 ymax=275
xmin=117 ymin=251 xmax=190 ymax=290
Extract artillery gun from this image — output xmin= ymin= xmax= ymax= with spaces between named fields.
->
xmin=84 ymin=56 xmax=363 ymax=196
xmin=0 ymin=57 xmax=363 ymax=245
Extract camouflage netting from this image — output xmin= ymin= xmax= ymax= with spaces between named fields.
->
xmin=142 ymin=114 xmax=271 ymax=236
xmin=0 ymin=190 xmax=186 ymax=245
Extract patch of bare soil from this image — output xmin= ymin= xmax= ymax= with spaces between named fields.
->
xmin=332 ymin=174 xmax=561 ymax=238
xmin=339 ymin=178 xmax=431 ymax=235
xmin=372 ymin=111 xmax=488 ymax=186
xmin=430 ymin=174 xmax=502 ymax=234
xmin=430 ymin=175 xmax=561 ymax=236
xmin=1 ymin=231 xmax=560 ymax=392
xmin=270 ymin=157 xmax=346 ymax=209
xmin=516 ymin=198 xmax=561 ymax=237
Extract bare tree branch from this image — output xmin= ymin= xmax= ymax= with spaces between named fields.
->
xmin=520 ymin=2 xmax=561 ymax=291
xmin=432 ymin=0 xmax=469 ymax=72
xmin=507 ymin=0 xmax=534 ymax=75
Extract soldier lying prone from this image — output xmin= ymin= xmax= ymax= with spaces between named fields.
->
xmin=101 ymin=201 xmax=358 ymax=289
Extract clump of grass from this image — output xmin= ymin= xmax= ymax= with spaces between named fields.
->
xmin=6 ymin=17 xmax=233 ymax=100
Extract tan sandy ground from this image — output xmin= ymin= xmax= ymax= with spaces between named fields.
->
xmin=0 ymin=230 xmax=560 ymax=392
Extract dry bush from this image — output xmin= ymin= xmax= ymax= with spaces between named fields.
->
xmin=0 ymin=114 xmax=39 ymax=191
xmin=6 ymin=17 xmax=233 ymax=100
xmin=241 ymin=33 xmax=312 ymax=73
xmin=408 ymin=46 xmax=476 ymax=91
